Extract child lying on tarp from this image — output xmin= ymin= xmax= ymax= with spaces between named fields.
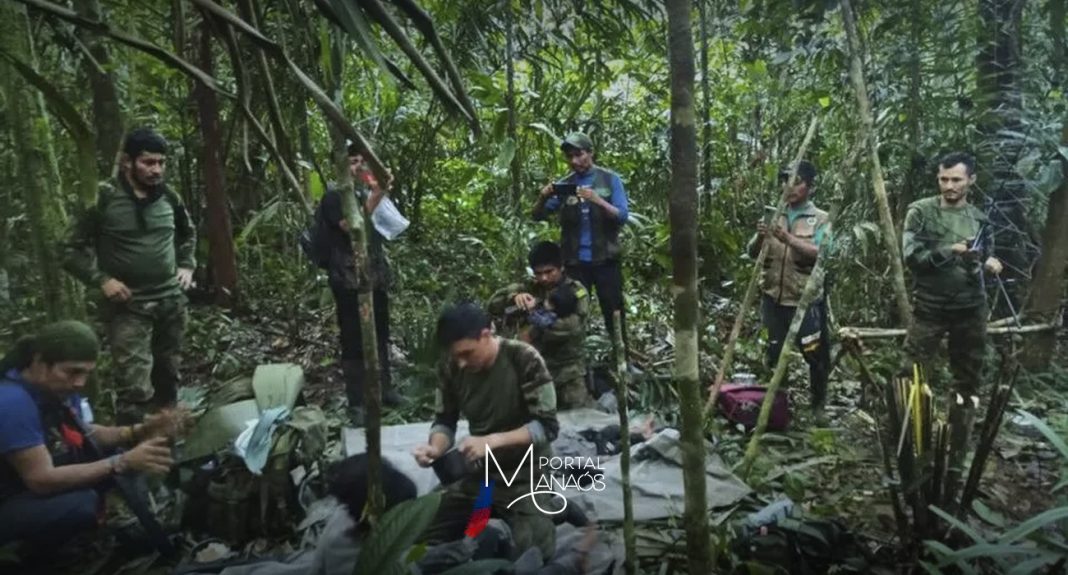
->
xmin=179 ymin=455 xmax=616 ymax=574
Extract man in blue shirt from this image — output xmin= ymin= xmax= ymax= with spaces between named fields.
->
xmin=0 ymin=321 xmax=184 ymax=562
xmin=533 ymin=132 xmax=631 ymax=356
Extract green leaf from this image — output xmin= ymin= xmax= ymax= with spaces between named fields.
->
xmin=1007 ymin=557 xmax=1061 ymax=575
xmin=325 ymin=0 xmax=395 ymax=85
xmin=1016 ymin=410 xmax=1068 ymax=461
xmin=237 ymin=200 xmax=283 ymax=246
xmin=971 ymin=499 xmax=1006 ymax=528
xmin=308 ymin=171 xmax=326 ymax=201
xmin=928 ymin=505 xmax=985 ymax=544
xmin=922 ymin=540 xmax=978 ymax=575
xmin=527 ymin=122 xmax=561 ymax=143
xmin=818 ymin=96 xmax=831 ymax=108
xmin=495 ymin=138 xmax=517 ymax=174
xmin=352 ymin=491 xmax=443 ymax=574
xmin=998 ymin=506 xmax=1068 ymax=544
xmin=438 ymin=559 xmax=513 ymax=575
xmin=944 ymin=544 xmax=1060 ymax=563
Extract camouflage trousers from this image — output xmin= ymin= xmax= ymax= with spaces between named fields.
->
xmin=423 ymin=474 xmax=556 ymax=561
xmin=549 ymin=363 xmax=592 ymax=410
xmin=905 ymin=305 xmax=987 ymax=398
xmin=103 ymin=295 xmax=187 ymax=423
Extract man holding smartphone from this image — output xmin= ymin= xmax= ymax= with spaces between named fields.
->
xmin=533 ymin=132 xmax=631 ymax=357
xmin=747 ymin=160 xmax=832 ymax=416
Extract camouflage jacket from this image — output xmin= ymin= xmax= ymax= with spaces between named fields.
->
xmin=487 ymin=276 xmax=589 ymax=383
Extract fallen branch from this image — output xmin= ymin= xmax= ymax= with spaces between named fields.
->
xmin=838 ymin=323 xmax=1058 ymax=340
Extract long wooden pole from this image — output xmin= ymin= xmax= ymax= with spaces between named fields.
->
xmin=704 ymin=116 xmax=819 ymax=419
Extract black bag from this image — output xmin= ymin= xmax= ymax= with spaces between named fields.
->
xmin=734 ymin=517 xmax=869 ymax=574
xmin=299 ymin=203 xmax=331 ymax=269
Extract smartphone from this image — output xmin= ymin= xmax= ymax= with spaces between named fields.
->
xmin=552 ymin=183 xmax=578 ymax=197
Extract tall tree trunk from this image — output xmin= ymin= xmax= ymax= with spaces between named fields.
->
xmin=666 ymin=1 xmax=712 ymax=572
xmin=1023 ymin=0 xmax=1068 ymax=366
xmin=323 ymin=27 xmax=385 ymax=522
xmin=976 ymin=0 xmax=1030 ymax=316
xmin=194 ymin=20 xmax=238 ymax=307
xmin=75 ymin=0 xmax=124 ymax=177
xmin=505 ymin=0 xmax=521 ymax=209
xmin=1 ymin=2 xmax=75 ymax=321
xmin=840 ymin=0 xmax=914 ymax=327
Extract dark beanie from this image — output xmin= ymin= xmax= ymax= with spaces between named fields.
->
xmin=0 ymin=321 xmax=100 ymax=374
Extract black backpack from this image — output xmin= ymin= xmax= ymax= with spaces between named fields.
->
xmin=733 ymin=517 xmax=870 ymax=574
xmin=299 ymin=202 xmax=331 ymax=270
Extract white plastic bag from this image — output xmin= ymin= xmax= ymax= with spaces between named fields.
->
xmin=371 ymin=196 xmax=410 ymax=240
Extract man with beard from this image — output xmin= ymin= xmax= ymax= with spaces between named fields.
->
xmin=902 ymin=152 xmax=1002 ymax=400
xmin=63 ymin=128 xmax=196 ymax=423
xmin=746 ymin=160 xmax=832 ymax=415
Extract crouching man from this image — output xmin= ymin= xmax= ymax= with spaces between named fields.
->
xmin=0 ymin=321 xmax=187 ymax=560
xmin=412 ymin=303 xmax=558 ymax=561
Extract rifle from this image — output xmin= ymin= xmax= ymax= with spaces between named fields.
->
xmin=66 ymin=409 xmax=177 ymax=557
xmin=971 ymin=209 xmax=1021 ymax=327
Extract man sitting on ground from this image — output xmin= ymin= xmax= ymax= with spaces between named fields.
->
xmin=0 ymin=321 xmax=187 ymax=562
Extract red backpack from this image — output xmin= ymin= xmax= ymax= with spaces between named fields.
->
xmin=718 ymin=383 xmax=790 ymax=431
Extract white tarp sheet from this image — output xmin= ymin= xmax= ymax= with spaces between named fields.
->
xmin=343 ymin=408 xmax=750 ymax=522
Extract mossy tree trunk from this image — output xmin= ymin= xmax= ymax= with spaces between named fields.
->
xmin=666 ymin=0 xmax=712 ymax=572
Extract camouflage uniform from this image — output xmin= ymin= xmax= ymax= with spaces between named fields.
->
xmin=902 ymin=197 xmax=989 ymax=397
xmin=423 ymin=338 xmax=558 ymax=560
xmin=488 ymin=277 xmax=592 ymax=409
xmin=62 ymin=179 xmax=195 ymax=422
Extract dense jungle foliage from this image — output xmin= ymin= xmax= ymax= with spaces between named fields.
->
xmin=0 ymin=0 xmax=1066 ymax=573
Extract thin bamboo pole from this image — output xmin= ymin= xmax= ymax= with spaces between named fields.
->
xmin=612 ymin=311 xmax=636 ymax=575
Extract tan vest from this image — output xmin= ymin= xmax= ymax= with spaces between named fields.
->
xmin=761 ymin=203 xmax=829 ymax=306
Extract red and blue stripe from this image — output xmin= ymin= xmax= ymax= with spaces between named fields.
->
xmin=463 ymin=480 xmax=494 ymax=538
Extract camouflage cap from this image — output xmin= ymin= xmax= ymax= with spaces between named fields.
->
xmin=560 ymin=132 xmax=594 ymax=152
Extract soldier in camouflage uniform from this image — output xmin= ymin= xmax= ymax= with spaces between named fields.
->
xmin=63 ymin=128 xmax=195 ymax=423
xmin=488 ymin=241 xmax=592 ymax=409
xmin=413 ymin=303 xmax=558 ymax=561
xmin=902 ymin=152 xmax=1003 ymax=398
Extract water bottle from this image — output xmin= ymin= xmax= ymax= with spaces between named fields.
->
xmin=79 ymin=397 xmax=94 ymax=424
